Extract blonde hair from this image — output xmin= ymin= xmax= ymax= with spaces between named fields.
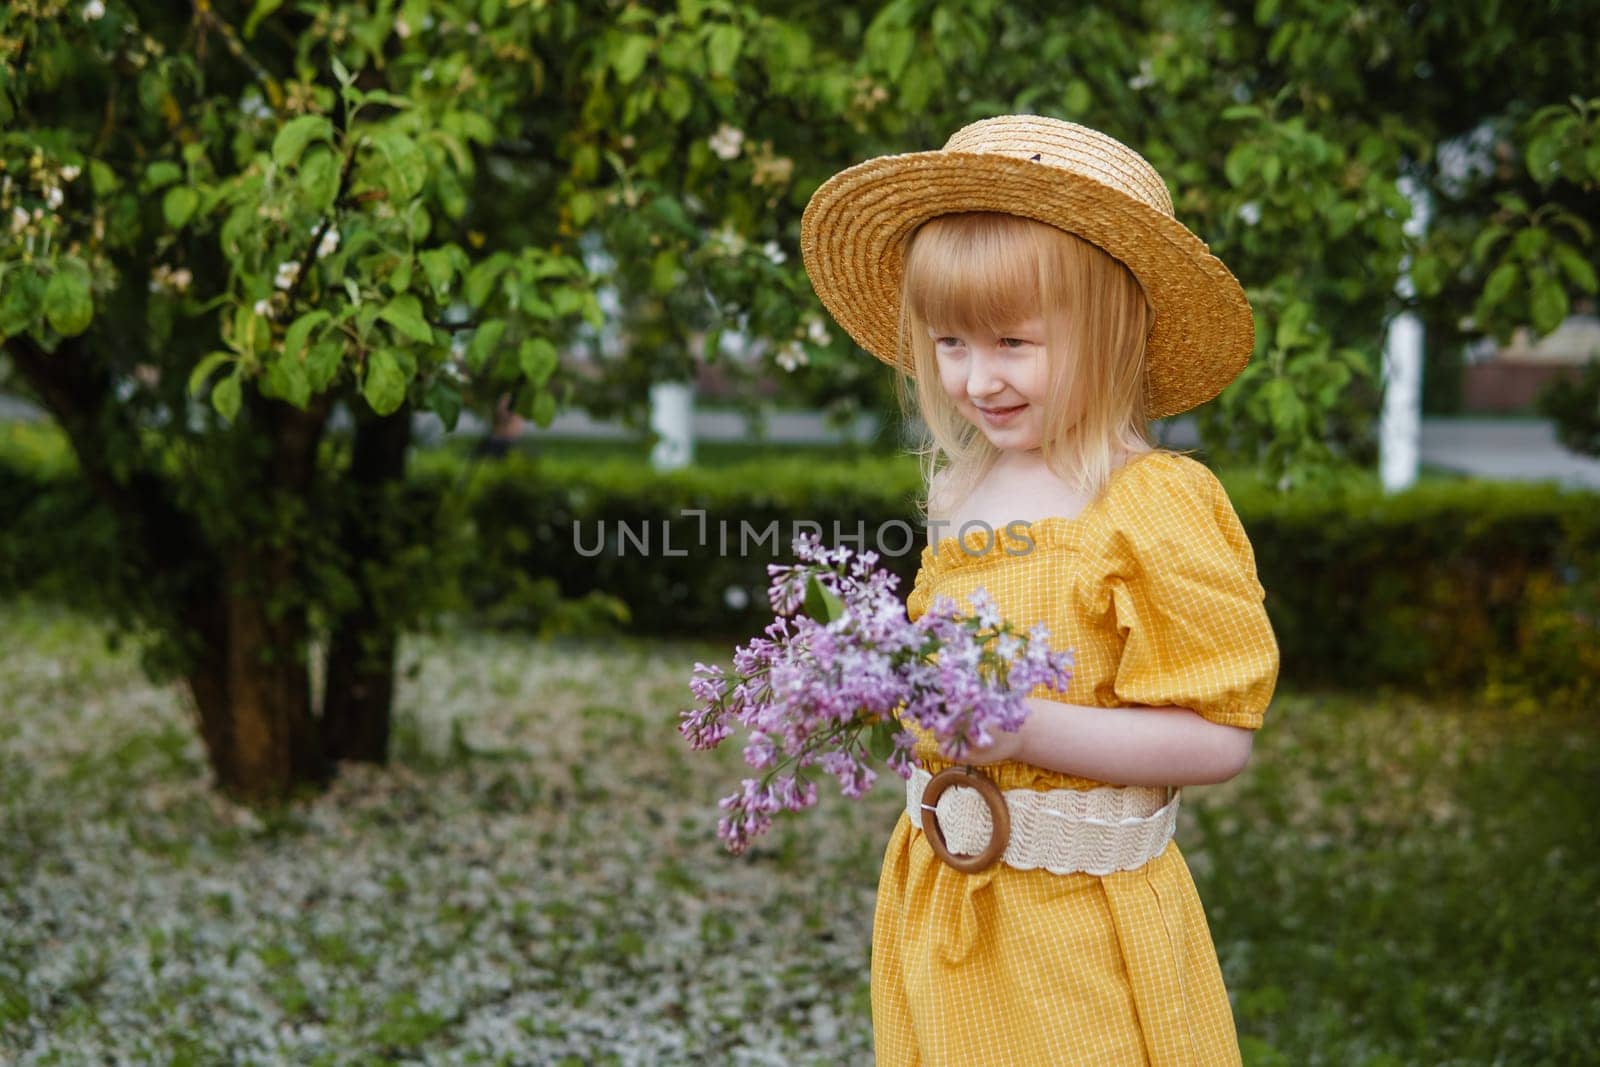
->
xmin=893 ymin=212 xmax=1189 ymax=521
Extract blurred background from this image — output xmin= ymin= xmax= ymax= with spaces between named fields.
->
xmin=2 ymin=2 xmax=1596 ymax=1064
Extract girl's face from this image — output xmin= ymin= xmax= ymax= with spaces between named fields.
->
xmin=930 ymin=316 xmax=1063 ymax=453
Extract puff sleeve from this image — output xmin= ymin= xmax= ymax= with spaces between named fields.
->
xmin=1106 ymin=460 xmax=1280 ymax=729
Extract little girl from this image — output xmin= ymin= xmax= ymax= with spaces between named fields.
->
xmin=800 ymin=117 xmax=1280 ymax=1065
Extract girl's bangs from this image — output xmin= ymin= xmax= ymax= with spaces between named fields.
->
xmin=902 ymin=214 xmax=1046 ymax=336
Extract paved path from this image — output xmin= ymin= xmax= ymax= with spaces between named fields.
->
xmin=1414 ymin=417 xmax=1600 ymax=489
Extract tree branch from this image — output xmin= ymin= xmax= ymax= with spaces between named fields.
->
xmin=6 ymin=334 xmax=211 ymax=583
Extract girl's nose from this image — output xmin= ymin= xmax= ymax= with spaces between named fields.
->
xmin=966 ymin=348 xmax=1005 ymax=397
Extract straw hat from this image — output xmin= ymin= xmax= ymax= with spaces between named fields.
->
xmin=800 ymin=115 xmax=1256 ymax=420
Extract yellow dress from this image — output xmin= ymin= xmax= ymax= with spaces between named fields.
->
xmin=873 ymin=451 xmax=1280 ymax=1066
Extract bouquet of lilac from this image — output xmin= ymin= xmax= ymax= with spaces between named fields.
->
xmin=680 ymin=533 xmax=1074 ymax=854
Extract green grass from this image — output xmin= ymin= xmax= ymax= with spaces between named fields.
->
xmin=1 ymin=596 xmax=1595 ymax=1063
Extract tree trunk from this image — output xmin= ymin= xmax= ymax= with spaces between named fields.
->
xmin=185 ymin=545 xmax=328 ymax=802
xmin=186 ymin=393 xmax=336 ymax=802
xmin=322 ymin=406 xmax=414 ymax=766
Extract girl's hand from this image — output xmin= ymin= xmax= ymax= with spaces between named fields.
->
xmin=965 ymin=721 xmax=1028 ymax=765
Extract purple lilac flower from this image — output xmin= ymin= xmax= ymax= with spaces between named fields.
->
xmin=683 ymin=535 xmax=1074 ymax=853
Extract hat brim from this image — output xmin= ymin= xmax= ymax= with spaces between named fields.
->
xmin=800 ymin=150 xmax=1256 ymax=420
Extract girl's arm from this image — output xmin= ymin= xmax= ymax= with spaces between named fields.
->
xmin=968 ymin=697 xmax=1254 ymax=786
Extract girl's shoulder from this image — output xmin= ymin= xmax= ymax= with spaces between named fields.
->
xmin=1105 ymin=449 xmax=1218 ymax=507
xmin=1094 ymin=450 xmax=1236 ymax=542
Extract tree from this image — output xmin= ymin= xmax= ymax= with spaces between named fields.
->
xmin=2 ymin=2 xmax=599 ymax=801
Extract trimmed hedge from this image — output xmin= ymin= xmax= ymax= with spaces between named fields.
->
xmin=5 ymin=422 xmax=1597 ymax=707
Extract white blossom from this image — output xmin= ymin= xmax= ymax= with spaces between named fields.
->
xmin=805 ymin=317 xmax=831 ymax=346
xmin=274 ymin=260 xmax=300 ymax=290
xmin=60 ymin=164 xmax=82 ymax=182
xmin=45 ymin=186 xmax=63 ymax=209
xmin=253 ymin=298 xmax=273 ymax=318
xmin=240 ymin=92 xmax=273 ymax=120
xmin=81 ymin=0 xmax=105 ymax=20
xmin=761 ymin=240 xmax=787 ymax=266
xmin=775 ymin=341 xmax=808 ymax=372
xmin=149 ymin=264 xmax=193 ymax=294
xmin=316 ymin=228 xmax=340 ymax=259
xmin=1237 ymin=201 xmax=1261 ymax=226
xmin=1128 ymin=58 xmax=1155 ymax=91
xmin=10 ymin=207 xmax=27 ymax=234
xmin=708 ymin=124 xmax=745 ymax=161
xmin=712 ymin=223 xmax=747 ymax=256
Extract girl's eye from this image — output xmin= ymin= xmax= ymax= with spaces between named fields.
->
xmin=934 ymin=337 xmax=963 ymax=348
xmin=999 ymin=337 xmax=1031 ymax=348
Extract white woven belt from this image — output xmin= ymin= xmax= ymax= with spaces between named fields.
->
xmin=905 ymin=766 xmax=1181 ymax=876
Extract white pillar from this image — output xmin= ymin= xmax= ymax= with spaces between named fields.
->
xmin=1380 ymin=175 xmax=1431 ymax=493
xmin=1379 ymin=311 xmax=1424 ymax=492
xmin=649 ymin=380 xmax=695 ymax=471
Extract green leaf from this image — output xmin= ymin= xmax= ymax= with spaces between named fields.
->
xmin=612 ymin=34 xmax=653 ymax=85
xmin=517 ymin=337 xmax=559 ymax=386
xmin=283 ymin=310 xmax=331 ymax=359
xmin=304 ymin=341 xmax=343 ymax=392
xmin=89 ymin=161 xmax=120 ymax=196
xmin=1224 ymin=143 xmax=1257 ymax=188
xmin=1512 ymin=226 xmax=1549 ymax=259
xmin=650 ymin=250 xmax=679 ymax=294
xmin=0 ymin=268 xmax=41 ymax=336
xmin=362 ymin=349 xmax=407 ymax=415
xmin=1261 ymin=377 xmax=1305 ymax=432
xmin=1530 ymin=278 xmax=1569 ymax=335
xmin=425 ymin=378 xmax=462 ymax=432
xmin=1063 ymin=79 xmax=1091 ymax=116
xmin=389 ymin=255 xmax=413 ymax=294
xmin=1469 ymin=224 xmax=1506 ymax=265
xmin=418 ymin=247 xmax=455 ymax=299
xmin=273 ymin=115 xmax=334 ymax=168
xmin=707 ymin=24 xmax=743 ymax=77
xmin=1482 ymin=261 xmax=1519 ymax=307
xmin=803 ymin=575 xmax=845 ymax=622
xmin=1553 ymin=245 xmax=1599 ymax=294
xmin=1260 ymin=153 xmax=1282 ymax=188
xmin=378 ymin=294 xmax=434 ymax=344
xmin=187 ymin=352 xmax=234 ymax=398
xmin=263 ymin=354 xmax=311 ymax=408
xmin=435 ymin=165 xmax=467 ymax=220
xmin=243 ymin=0 xmax=285 ymax=38
xmin=298 ymin=147 xmax=341 ymax=212
xmin=660 ymin=76 xmax=693 ymax=121
xmin=568 ymin=190 xmax=597 ymax=227
xmin=1275 ymin=300 xmax=1312 ymax=350
xmin=43 ymin=262 xmax=93 ymax=336
xmin=874 ymin=25 xmax=913 ymax=81
xmin=867 ymin=719 xmax=898 ymax=762
xmin=368 ymin=129 xmax=426 ymax=201
xmin=162 ymin=186 xmax=199 ymax=229
xmin=467 ymin=320 xmax=506 ymax=371
xmin=212 ymin=367 xmax=243 ymax=422
xmin=465 ymin=252 xmax=512 ymax=308
xmin=142 ymin=161 xmax=183 ymax=192
xmin=1410 ymin=254 xmax=1445 ymax=299
xmin=530 ymin=389 xmax=557 ymax=428
xmin=1524 ymin=133 xmax=1562 ymax=183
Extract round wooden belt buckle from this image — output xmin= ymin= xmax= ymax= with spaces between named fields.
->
xmin=920 ymin=765 xmax=1011 ymax=874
